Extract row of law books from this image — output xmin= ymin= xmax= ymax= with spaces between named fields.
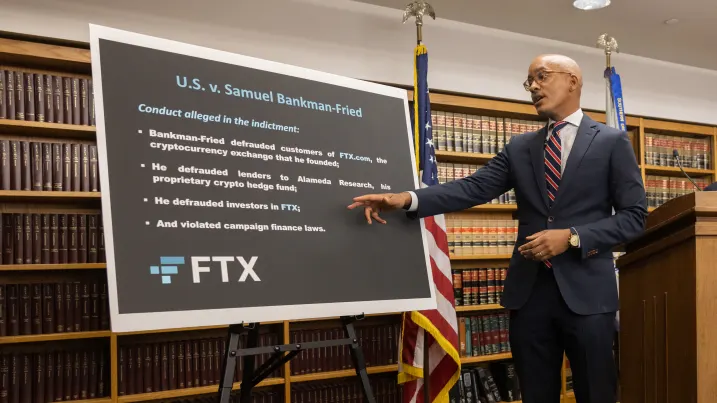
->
xmin=0 ymin=346 xmax=109 ymax=403
xmin=431 ymin=110 xmax=544 ymax=155
xmin=644 ymin=133 xmax=711 ymax=169
xmin=118 ymin=332 xmax=281 ymax=396
xmin=452 ymin=268 xmax=506 ymax=307
xmin=164 ymin=390 xmax=282 ymax=403
xmin=458 ymin=312 xmax=511 ymax=358
xmin=0 ymin=279 xmax=110 ymax=337
xmin=0 ymin=139 xmax=100 ymax=192
xmin=292 ymin=377 xmax=400 ymax=403
xmin=0 ymin=212 xmax=105 ymax=265
xmin=143 ymin=376 xmax=400 ymax=403
xmin=0 ymin=69 xmax=95 ymax=126
xmin=289 ymin=323 xmax=399 ymax=375
xmin=438 ymin=162 xmax=516 ymax=205
xmin=446 ymin=218 xmax=518 ymax=256
xmin=645 ymin=175 xmax=710 ymax=208
xmin=450 ymin=362 xmax=522 ymax=403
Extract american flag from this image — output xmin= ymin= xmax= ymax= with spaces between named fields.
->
xmin=397 ymin=44 xmax=461 ymax=403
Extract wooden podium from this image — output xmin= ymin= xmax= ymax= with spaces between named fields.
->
xmin=616 ymin=191 xmax=717 ymax=403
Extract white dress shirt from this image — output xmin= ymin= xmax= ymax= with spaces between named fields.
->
xmin=406 ymin=108 xmax=584 ymax=211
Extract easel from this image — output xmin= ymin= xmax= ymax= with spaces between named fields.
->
xmin=217 ymin=314 xmax=376 ymax=403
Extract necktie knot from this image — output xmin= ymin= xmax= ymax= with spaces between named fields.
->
xmin=550 ymin=121 xmax=569 ymax=137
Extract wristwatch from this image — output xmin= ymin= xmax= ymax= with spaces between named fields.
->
xmin=568 ymin=227 xmax=580 ymax=248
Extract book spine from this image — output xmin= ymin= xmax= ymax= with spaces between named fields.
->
xmin=89 ymin=145 xmax=98 ymax=191
xmin=5 ymin=71 xmax=14 ymax=121
xmin=22 ymin=215 xmax=30 ymax=264
xmin=32 ymin=214 xmax=40 ymax=264
xmin=59 ymin=213 xmax=68 ymax=264
xmin=10 ymin=141 xmax=20 ymax=191
xmin=31 ymin=142 xmax=42 ymax=191
xmin=0 ymin=141 xmax=8 ymax=190
xmin=42 ymin=143 xmax=52 ymax=191
xmin=0 ymin=70 xmax=5 ymax=120
xmin=53 ymin=76 xmax=63 ymax=124
xmin=44 ymin=74 xmax=54 ymax=123
xmin=14 ymin=71 xmax=24 ymax=121
xmin=34 ymin=73 xmax=44 ymax=122
xmin=24 ymin=73 xmax=34 ymax=122
xmin=62 ymin=77 xmax=71 ymax=124
xmin=72 ymin=78 xmax=80 ymax=125
xmin=12 ymin=213 xmax=25 ymax=264
xmin=52 ymin=143 xmax=63 ymax=191
xmin=20 ymin=142 xmax=30 ymax=191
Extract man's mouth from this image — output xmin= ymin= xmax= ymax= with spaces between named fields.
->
xmin=532 ymin=95 xmax=545 ymax=105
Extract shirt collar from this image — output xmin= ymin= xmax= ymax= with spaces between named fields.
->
xmin=548 ymin=108 xmax=583 ymax=134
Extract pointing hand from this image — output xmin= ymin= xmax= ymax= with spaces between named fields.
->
xmin=347 ymin=192 xmax=412 ymax=224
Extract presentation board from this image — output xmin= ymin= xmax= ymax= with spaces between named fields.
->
xmin=89 ymin=25 xmax=435 ymax=332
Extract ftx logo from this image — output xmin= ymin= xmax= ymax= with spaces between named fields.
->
xmin=150 ymin=256 xmax=184 ymax=284
xmin=150 ymin=256 xmax=260 ymax=284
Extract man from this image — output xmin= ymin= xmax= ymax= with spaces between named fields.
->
xmin=347 ymin=54 xmax=647 ymax=403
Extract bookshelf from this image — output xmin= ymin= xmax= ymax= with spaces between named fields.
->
xmin=1 ymin=35 xmax=714 ymax=403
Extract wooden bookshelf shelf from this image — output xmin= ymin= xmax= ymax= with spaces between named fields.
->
xmin=0 ymin=263 xmax=106 ymax=271
xmin=0 ymin=118 xmax=96 ymax=138
xmin=456 ymin=304 xmax=505 ymax=312
xmin=63 ymin=398 xmax=113 ymax=403
xmin=0 ymin=37 xmax=91 ymax=73
xmin=644 ymin=164 xmax=713 ymax=177
xmin=461 ymin=352 xmax=513 ymax=364
xmin=642 ymin=118 xmax=714 ymax=136
xmin=435 ymin=150 xmax=496 ymax=164
xmin=0 ymin=330 xmax=111 ymax=345
xmin=290 ymin=364 xmax=398 ymax=383
xmin=468 ymin=204 xmax=517 ymax=212
xmin=451 ymin=254 xmax=512 ymax=261
xmin=116 ymin=378 xmax=285 ymax=402
xmin=0 ymin=190 xmax=101 ymax=202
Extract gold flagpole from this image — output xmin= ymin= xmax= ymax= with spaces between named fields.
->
xmin=403 ymin=0 xmax=435 ymax=45
xmin=597 ymin=33 xmax=619 ymax=69
xmin=403 ymin=3 xmax=435 ymax=401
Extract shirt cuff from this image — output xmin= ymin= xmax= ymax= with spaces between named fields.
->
xmin=406 ymin=191 xmax=418 ymax=212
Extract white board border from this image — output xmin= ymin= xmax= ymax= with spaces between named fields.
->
xmin=88 ymin=24 xmax=436 ymax=333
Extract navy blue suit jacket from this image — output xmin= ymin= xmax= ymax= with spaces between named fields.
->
xmin=412 ymin=115 xmax=648 ymax=315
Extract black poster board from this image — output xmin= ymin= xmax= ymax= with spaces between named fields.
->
xmin=89 ymin=25 xmax=435 ymax=333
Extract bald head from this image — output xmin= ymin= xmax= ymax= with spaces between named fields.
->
xmin=526 ymin=54 xmax=583 ymax=120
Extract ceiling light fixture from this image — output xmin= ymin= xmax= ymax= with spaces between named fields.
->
xmin=664 ymin=18 xmax=679 ymax=25
xmin=573 ymin=0 xmax=611 ymax=10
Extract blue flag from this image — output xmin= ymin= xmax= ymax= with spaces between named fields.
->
xmin=412 ymin=45 xmax=436 ymax=186
xmin=605 ymin=66 xmax=626 ymax=132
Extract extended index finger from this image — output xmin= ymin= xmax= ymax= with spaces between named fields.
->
xmin=352 ymin=194 xmax=384 ymax=203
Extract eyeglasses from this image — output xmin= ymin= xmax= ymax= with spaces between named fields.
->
xmin=523 ymin=70 xmax=574 ymax=91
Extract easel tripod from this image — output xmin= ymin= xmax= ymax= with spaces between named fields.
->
xmin=217 ymin=315 xmax=376 ymax=403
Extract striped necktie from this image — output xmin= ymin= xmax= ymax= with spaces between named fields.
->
xmin=545 ymin=121 xmax=568 ymax=207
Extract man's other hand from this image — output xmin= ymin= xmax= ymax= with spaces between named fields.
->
xmin=347 ymin=192 xmax=412 ymax=224
xmin=518 ymin=229 xmax=571 ymax=261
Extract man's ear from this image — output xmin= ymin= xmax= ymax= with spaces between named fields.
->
xmin=569 ymin=75 xmax=579 ymax=92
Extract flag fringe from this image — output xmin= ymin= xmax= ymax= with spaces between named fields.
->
xmin=398 ymin=310 xmax=461 ymax=403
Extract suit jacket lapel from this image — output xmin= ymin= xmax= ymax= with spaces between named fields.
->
xmin=530 ymin=125 xmax=550 ymax=210
xmin=553 ymin=115 xmax=599 ymax=207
